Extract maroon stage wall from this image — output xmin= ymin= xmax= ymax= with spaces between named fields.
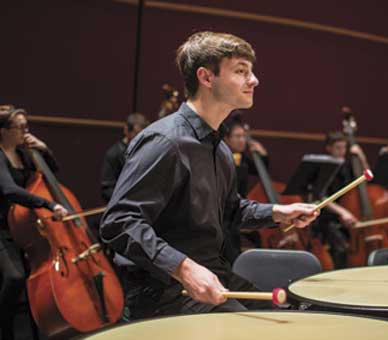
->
xmin=1 ymin=0 xmax=387 ymax=208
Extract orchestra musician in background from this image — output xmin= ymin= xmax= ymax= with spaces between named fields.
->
xmin=223 ymin=116 xmax=269 ymax=262
xmin=316 ymin=131 xmax=369 ymax=268
xmin=0 ymin=106 xmax=67 ymax=339
xmin=100 ymin=112 xmax=149 ymax=203
xmin=224 ymin=117 xmax=268 ymax=198
xmin=100 ymin=112 xmax=148 ymax=321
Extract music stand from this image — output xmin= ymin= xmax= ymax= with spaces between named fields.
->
xmin=372 ymin=153 xmax=388 ymax=188
xmin=283 ymin=154 xmax=344 ymax=201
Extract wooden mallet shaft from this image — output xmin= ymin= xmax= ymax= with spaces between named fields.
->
xmin=182 ymin=288 xmax=287 ymax=305
xmin=283 ymin=169 xmax=374 ymax=232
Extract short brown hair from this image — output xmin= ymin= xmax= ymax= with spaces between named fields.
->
xmin=176 ymin=31 xmax=256 ymax=98
xmin=325 ymin=131 xmax=347 ymax=146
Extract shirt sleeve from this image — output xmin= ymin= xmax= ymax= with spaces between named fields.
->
xmin=0 ymin=152 xmax=56 ymax=210
xmin=99 ymin=133 xmax=188 ymax=283
xmin=225 ymin=156 xmax=277 ymax=230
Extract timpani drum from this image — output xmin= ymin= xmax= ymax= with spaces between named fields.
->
xmin=83 ymin=311 xmax=388 ymax=340
xmin=288 ymin=266 xmax=388 ymax=318
xmin=82 ymin=311 xmax=388 ymax=340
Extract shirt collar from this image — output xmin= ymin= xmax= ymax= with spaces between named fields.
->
xmin=178 ymin=102 xmax=226 ymax=144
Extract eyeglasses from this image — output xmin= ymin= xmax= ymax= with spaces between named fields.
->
xmin=8 ymin=124 xmax=29 ymax=132
xmin=230 ymin=134 xmax=246 ymax=139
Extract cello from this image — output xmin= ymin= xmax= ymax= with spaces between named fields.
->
xmin=340 ymin=109 xmax=388 ymax=266
xmin=244 ymin=127 xmax=334 ymax=270
xmin=8 ymin=148 xmax=124 ymax=338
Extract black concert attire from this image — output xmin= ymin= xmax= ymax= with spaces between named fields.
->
xmin=0 ymin=147 xmax=57 ymax=335
xmin=101 ymin=140 xmax=127 ymax=203
xmin=316 ymin=159 xmax=353 ymax=268
xmin=100 ymin=103 xmax=278 ymax=320
xmin=373 ymin=149 xmax=388 ymax=188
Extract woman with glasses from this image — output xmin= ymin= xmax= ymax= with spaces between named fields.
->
xmin=0 ymin=106 xmax=67 ymax=339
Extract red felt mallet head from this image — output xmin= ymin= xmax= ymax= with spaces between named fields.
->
xmin=363 ymin=169 xmax=374 ymax=182
xmin=272 ymin=288 xmax=287 ymax=305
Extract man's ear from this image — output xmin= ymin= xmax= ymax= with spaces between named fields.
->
xmin=196 ymin=67 xmax=214 ymax=89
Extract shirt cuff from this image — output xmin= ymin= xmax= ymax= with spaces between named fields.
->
xmin=153 ymin=244 xmax=187 ymax=276
xmin=242 ymin=202 xmax=278 ymax=228
xmin=256 ymin=203 xmax=275 ymax=223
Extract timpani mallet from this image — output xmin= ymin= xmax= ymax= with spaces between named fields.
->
xmin=283 ymin=169 xmax=374 ymax=232
xmin=182 ymin=288 xmax=287 ymax=305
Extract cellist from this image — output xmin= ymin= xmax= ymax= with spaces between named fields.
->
xmin=0 ymin=106 xmax=67 ymax=338
xmin=316 ymin=131 xmax=369 ymax=268
xmin=224 ymin=116 xmax=269 ymax=198
xmin=223 ymin=116 xmax=269 ymax=261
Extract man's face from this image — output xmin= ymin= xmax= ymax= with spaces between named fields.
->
xmin=124 ymin=123 xmax=144 ymax=141
xmin=132 ymin=124 xmax=143 ymax=137
xmin=326 ymin=140 xmax=347 ymax=158
xmin=211 ymin=57 xmax=259 ymax=110
xmin=225 ymin=126 xmax=247 ymax=153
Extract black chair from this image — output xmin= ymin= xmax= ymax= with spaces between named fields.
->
xmin=232 ymin=249 xmax=322 ymax=291
xmin=368 ymin=248 xmax=388 ymax=266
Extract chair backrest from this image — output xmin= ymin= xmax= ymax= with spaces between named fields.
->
xmin=232 ymin=249 xmax=322 ymax=291
xmin=368 ymin=248 xmax=388 ymax=266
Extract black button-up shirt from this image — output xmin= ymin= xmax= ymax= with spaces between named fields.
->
xmin=100 ymin=103 xmax=275 ymax=284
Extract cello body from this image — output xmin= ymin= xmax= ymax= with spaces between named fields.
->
xmin=340 ymin=184 xmax=388 ymax=266
xmin=341 ymin=110 xmax=388 ymax=267
xmin=8 ymin=153 xmax=123 ymax=338
xmin=248 ymin=182 xmax=334 ymax=270
xmin=248 ymin=181 xmax=303 ymax=250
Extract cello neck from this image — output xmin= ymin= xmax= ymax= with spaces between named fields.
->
xmin=350 ymin=154 xmax=372 ymax=220
xmin=251 ymin=151 xmax=279 ymax=204
xmin=30 ymin=149 xmax=82 ymax=224
xmin=244 ymin=126 xmax=279 ymax=204
xmin=342 ymin=112 xmax=372 ymax=220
